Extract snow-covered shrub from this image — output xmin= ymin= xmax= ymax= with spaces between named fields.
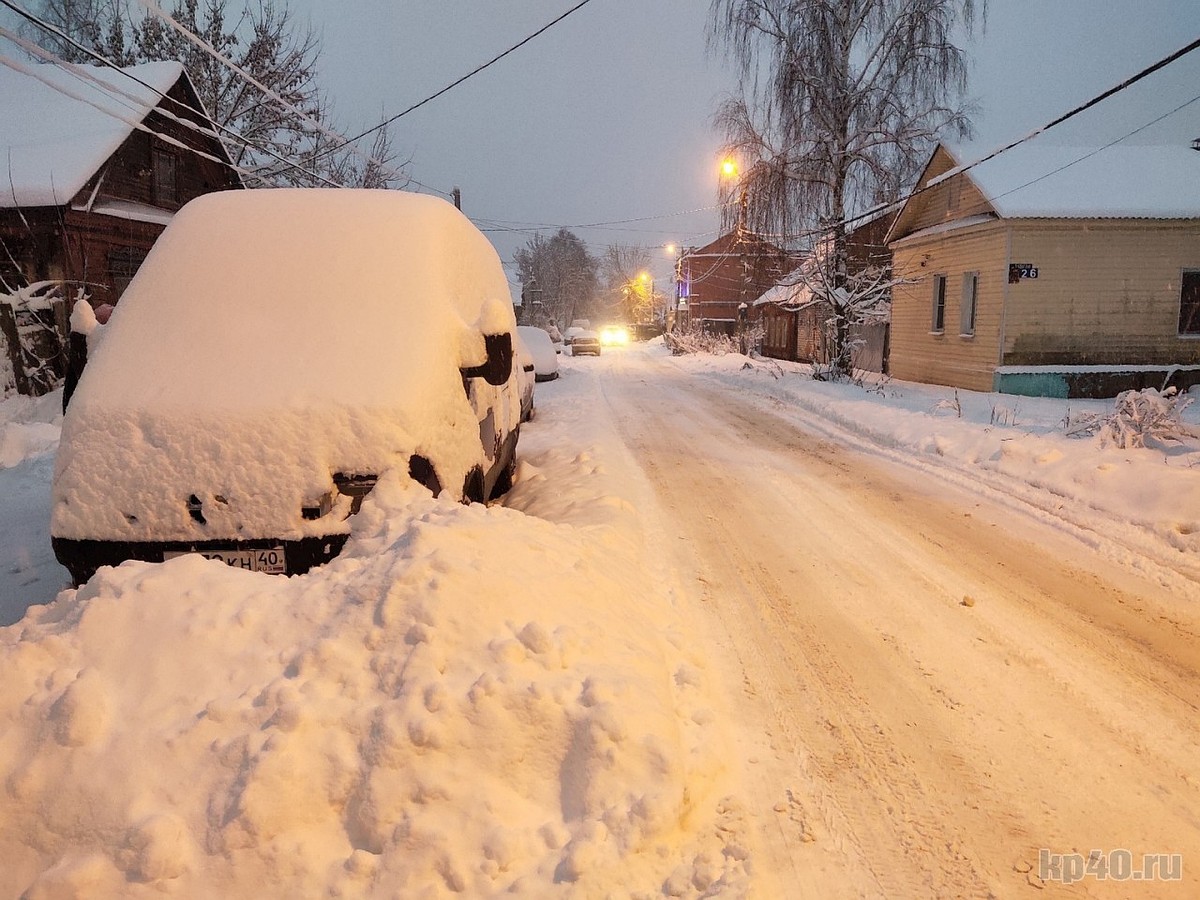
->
xmin=1065 ymin=386 xmax=1196 ymax=449
xmin=0 ymin=329 xmax=14 ymax=398
xmin=663 ymin=325 xmax=741 ymax=356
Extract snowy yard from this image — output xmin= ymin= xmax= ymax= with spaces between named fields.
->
xmin=1 ymin=341 xmax=1198 ymax=897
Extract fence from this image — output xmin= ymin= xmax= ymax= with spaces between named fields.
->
xmin=0 ymin=284 xmax=74 ymax=397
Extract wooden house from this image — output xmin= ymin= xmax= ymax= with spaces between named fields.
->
xmin=755 ymin=211 xmax=895 ymax=372
xmin=886 ymin=142 xmax=1200 ymax=397
xmin=0 ymin=60 xmax=242 ymax=306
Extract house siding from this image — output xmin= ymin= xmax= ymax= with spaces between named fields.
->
xmin=890 ymin=221 xmax=1008 ymax=392
xmin=1002 ymin=220 xmax=1200 ymax=366
xmin=892 ymin=146 xmax=997 ymax=237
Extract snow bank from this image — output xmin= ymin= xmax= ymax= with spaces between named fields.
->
xmin=0 ymin=389 xmax=62 ymax=470
xmin=1 ymin=390 xmax=745 ymax=895
xmin=666 ymin=346 xmax=1200 ymax=566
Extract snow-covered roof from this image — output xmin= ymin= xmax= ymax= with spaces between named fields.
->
xmin=52 ymin=189 xmax=520 ymax=542
xmin=752 ymin=279 xmax=810 ymax=308
xmin=0 ymin=60 xmax=185 ymax=208
xmin=938 ymin=141 xmax=1200 ymax=219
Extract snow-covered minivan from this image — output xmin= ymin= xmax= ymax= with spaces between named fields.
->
xmin=52 ymin=190 xmax=523 ymax=585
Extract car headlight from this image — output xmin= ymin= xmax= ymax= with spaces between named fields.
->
xmin=600 ymin=326 xmax=629 ymax=346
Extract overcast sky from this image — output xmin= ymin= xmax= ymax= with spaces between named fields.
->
xmin=297 ymin=0 xmax=1199 ymax=292
xmin=5 ymin=0 xmax=1196 ymax=293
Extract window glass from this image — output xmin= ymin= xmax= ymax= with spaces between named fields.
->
xmin=961 ymin=272 xmax=977 ymax=336
xmin=154 ymin=148 xmax=178 ymax=206
xmin=931 ymin=275 xmax=946 ymax=332
xmin=1180 ymin=271 xmax=1200 ymax=336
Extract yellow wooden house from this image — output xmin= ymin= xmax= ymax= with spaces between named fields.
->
xmin=886 ymin=142 xmax=1200 ymax=397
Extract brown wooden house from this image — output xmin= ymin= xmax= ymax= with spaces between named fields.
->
xmin=886 ymin=141 xmax=1200 ymax=397
xmin=675 ymin=230 xmax=795 ymax=334
xmin=756 ymin=210 xmax=895 ymax=372
xmin=0 ymin=60 xmax=242 ymax=307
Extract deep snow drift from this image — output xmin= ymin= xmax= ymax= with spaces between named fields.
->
xmin=0 ymin=361 xmax=752 ymax=897
xmin=1 ymin=342 xmax=1198 ymax=896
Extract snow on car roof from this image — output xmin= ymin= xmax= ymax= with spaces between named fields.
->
xmin=78 ymin=189 xmax=505 ymax=409
xmin=53 ymin=189 xmax=517 ymax=542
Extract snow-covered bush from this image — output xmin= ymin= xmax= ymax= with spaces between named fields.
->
xmin=663 ymin=325 xmax=741 ymax=356
xmin=1065 ymin=386 xmax=1196 ymax=449
xmin=0 ymin=329 xmax=14 ymax=398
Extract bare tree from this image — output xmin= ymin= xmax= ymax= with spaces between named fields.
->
xmin=513 ymin=229 xmax=599 ymax=328
xmin=709 ymin=0 xmax=982 ymax=376
xmin=27 ymin=0 xmax=404 ymax=188
xmin=599 ymin=244 xmax=652 ymax=323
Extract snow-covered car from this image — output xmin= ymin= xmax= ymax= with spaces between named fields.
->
xmin=563 ymin=325 xmax=586 ymax=347
xmin=514 ymin=330 xmax=536 ymax=421
xmin=517 ymin=325 xmax=560 ymax=381
xmin=52 ymin=189 xmax=524 ymax=585
xmin=570 ymin=329 xmax=602 ymax=356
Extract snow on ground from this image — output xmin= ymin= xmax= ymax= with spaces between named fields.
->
xmin=1 ymin=344 xmax=1198 ymax=896
xmin=654 ymin=344 xmax=1200 ymax=585
xmin=0 ymin=367 xmax=747 ymax=897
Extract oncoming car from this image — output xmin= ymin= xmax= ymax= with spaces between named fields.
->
xmin=52 ymin=189 xmax=524 ymax=585
xmin=600 ymin=324 xmax=629 ymax=346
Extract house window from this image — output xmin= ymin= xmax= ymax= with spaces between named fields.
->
xmin=1180 ymin=270 xmax=1200 ymax=336
xmin=931 ymin=274 xmax=946 ymax=333
xmin=960 ymin=272 xmax=978 ymax=336
xmin=108 ymin=247 xmax=148 ymax=296
xmin=153 ymin=148 xmax=178 ymax=206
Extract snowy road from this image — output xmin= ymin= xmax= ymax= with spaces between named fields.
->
xmin=583 ymin=345 xmax=1200 ymax=898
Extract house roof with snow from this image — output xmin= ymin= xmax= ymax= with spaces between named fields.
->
xmin=888 ymin=140 xmax=1200 ymax=245
xmin=0 ymin=60 xmax=192 ymax=208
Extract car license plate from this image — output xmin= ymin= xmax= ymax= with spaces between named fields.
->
xmin=164 ymin=547 xmax=287 ymax=574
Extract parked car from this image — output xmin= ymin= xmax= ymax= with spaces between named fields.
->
xmin=570 ymin=329 xmax=602 ymax=356
xmin=517 ymin=325 xmax=560 ymax=381
xmin=514 ymin=330 xmax=536 ymax=421
xmin=563 ymin=325 xmax=585 ymax=347
xmin=52 ymin=189 xmax=524 ymax=585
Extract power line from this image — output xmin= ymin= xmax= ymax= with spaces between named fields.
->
xmin=306 ymin=0 xmax=597 ymax=165
xmin=0 ymin=1 xmax=342 ymax=188
xmin=0 ymin=50 xmax=261 ymax=183
xmin=132 ymin=0 xmax=430 ymax=194
xmin=786 ymin=34 xmax=1200 ymax=244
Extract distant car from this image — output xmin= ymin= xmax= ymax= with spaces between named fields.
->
xmin=570 ymin=329 xmax=602 ymax=356
xmin=517 ymin=325 xmax=560 ymax=381
xmin=52 ymin=189 xmax=525 ymax=585
xmin=599 ymin=324 xmax=630 ymax=346
xmin=563 ymin=325 xmax=586 ymax=347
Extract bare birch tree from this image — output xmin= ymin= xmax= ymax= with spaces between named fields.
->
xmin=709 ymin=0 xmax=982 ymax=375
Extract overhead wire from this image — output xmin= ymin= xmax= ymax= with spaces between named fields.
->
xmin=132 ymin=0 xmax=437 ymax=195
xmin=744 ymin=34 xmax=1200 ymax=247
xmin=0 ymin=0 xmax=344 ymax=188
xmin=0 ymin=49 xmax=262 ymax=183
xmin=305 ymin=0 xmax=597 ymax=165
